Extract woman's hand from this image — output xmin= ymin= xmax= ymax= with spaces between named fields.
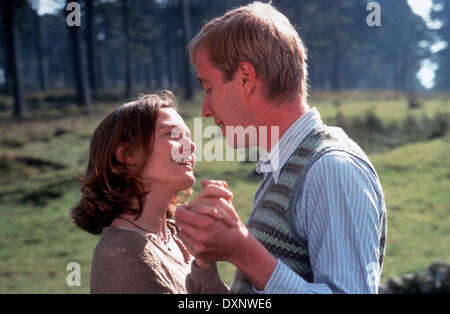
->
xmin=177 ymin=179 xmax=243 ymax=268
xmin=185 ymin=179 xmax=240 ymax=227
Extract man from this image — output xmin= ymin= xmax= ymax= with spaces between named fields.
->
xmin=175 ymin=2 xmax=387 ymax=294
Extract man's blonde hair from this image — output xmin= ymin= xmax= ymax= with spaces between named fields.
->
xmin=189 ymin=1 xmax=308 ymax=105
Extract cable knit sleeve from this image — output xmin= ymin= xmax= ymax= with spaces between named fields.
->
xmin=185 ymin=261 xmax=230 ymax=294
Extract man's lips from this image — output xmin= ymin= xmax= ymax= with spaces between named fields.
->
xmin=215 ymin=120 xmax=224 ymax=130
xmin=213 ymin=117 xmax=223 ymax=127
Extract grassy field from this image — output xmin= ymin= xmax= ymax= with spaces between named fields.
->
xmin=0 ymin=90 xmax=449 ymax=293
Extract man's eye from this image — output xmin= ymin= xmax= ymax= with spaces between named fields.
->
xmin=206 ymin=88 xmax=211 ymax=94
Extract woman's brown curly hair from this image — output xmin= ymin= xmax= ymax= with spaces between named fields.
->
xmin=70 ymin=91 xmax=190 ymax=235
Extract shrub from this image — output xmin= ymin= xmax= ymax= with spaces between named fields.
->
xmin=381 ymin=262 xmax=450 ymax=294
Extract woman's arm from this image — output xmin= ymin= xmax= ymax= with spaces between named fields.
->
xmin=185 ymin=260 xmax=229 ymax=294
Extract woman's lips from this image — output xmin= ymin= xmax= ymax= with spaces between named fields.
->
xmin=172 ymin=157 xmax=194 ymax=169
xmin=180 ymin=161 xmax=194 ymax=170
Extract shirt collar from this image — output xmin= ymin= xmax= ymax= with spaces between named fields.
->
xmin=256 ymin=107 xmax=323 ymax=182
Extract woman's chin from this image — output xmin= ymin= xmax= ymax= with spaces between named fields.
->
xmin=185 ymin=175 xmax=196 ymax=189
xmin=175 ymin=173 xmax=195 ymax=191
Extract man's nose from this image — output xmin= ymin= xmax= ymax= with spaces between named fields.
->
xmin=202 ymin=96 xmax=213 ymax=118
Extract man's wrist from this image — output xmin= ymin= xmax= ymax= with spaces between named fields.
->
xmin=229 ymin=226 xmax=277 ymax=290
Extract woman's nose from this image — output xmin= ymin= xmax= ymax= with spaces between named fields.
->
xmin=181 ymin=135 xmax=196 ymax=155
xmin=189 ymin=138 xmax=196 ymax=154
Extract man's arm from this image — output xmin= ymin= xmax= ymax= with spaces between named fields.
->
xmin=262 ymin=152 xmax=385 ymax=294
xmin=240 ymin=152 xmax=384 ymax=294
xmin=176 ymin=207 xmax=277 ymax=290
xmin=176 ymin=152 xmax=385 ymax=293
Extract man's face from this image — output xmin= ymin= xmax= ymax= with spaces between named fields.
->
xmin=195 ymin=51 xmax=251 ymax=139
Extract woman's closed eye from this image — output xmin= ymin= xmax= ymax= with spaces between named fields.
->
xmin=168 ymin=127 xmax=190 ymax=140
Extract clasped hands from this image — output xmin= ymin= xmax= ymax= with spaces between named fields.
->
xmin=175 ymin=179 xmax=246 ymax=269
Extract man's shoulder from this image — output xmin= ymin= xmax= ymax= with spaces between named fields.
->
xmin=305 ymin=150 xmax=378 ymax=185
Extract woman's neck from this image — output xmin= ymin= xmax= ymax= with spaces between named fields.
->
xmin=116 ymin=184 xmax=175 ymax=238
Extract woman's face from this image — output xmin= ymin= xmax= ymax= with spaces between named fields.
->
xmin=140 ymin=107 xmax=196 ymax=191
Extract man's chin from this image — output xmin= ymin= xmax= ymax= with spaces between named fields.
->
xmin=224 ymin=134 xmax=251 ymax=149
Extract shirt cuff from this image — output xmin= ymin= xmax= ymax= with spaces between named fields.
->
xmin=253 ymin=260 xmax=306 ymax=294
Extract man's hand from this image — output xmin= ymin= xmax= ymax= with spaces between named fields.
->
xmin=176 ymin=179 xmax=277 ymax=289
xmin=175 ymin=203 xmax=247 ymax=263
xmin=176 ymin=179 xmax=240 ymax=268
xmin=187 ymin=179 xmax=239 ymax=227
xmin=176 ymin=203 xmax=276 ymax=290
xmin=176 ymin=179 xmax=242 ymax=263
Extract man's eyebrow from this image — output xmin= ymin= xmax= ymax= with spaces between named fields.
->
xmin=196 ymin=77 xmax=208 ymax=85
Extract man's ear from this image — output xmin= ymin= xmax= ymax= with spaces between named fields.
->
xmin=238 ymin=62 xmax=256 ymax=97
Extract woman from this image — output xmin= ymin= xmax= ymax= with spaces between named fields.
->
xmin=70 ymin=91 xmax=232 ymax=293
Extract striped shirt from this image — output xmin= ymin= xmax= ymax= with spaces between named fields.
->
xmin=253 ymin=108 xmax=386 ymax=294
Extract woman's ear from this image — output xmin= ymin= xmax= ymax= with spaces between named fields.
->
xmin=115 ymin=144 xmax=135 ymax=164
xmin=238 ymin=61 xmax=256 ymax=97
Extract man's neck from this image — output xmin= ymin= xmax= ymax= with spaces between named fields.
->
xmin=259 ymin=101 xmax=310 ymax=152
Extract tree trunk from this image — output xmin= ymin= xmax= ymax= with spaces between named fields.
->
xmin=4 ymin=0 xmax=25 ymax=117
xmin=144 ymin=64 xmax=151 ymax=89
xmin=2 ymin=53 xmax=12 ymax=95
xmin=399 ymin=61 xmax=410 ymax=93
xmin=66 ymin=0 xmax=92 ymax=111
xmin=110 ymin=54 xmax=119 ymax=88
xmin=162 ymin=7 xmax=175 ymax=89
xmin=180 ymin=0 xmax=194 ymax=100
xmin=63 ymin=50 xmax=74 ymax=88
xmin=331 ymin=49 xmax=341 ymax=92
xmin=295 ymin=1 xmax=305 ymax=33
xmin=150 ymin=44 xmax=162 ymax=89
xmin=96 ymin=39 xmax=104 ymax=90
xmin=169 ymin=29 xmax=178 ymax=88
xmin=164 ymin=28 xmax=173 ymax=88
xmin=392 ymin=54 xmax=399 ymax=91
xmin=34 ymin=10 xmax=47 ymax=91
xmin=86 ymin=0 xmax=98 ymax=94
xmin=122 ymin=0 xmax=132 ymax=98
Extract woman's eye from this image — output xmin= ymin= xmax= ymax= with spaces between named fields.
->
xmin=163 ymin=131 xmax=176 ymax=138
xmin=167 ymin=131 xmax=183 ymax=139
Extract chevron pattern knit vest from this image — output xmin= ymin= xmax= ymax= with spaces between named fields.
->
xmin=230 ymin=125 xmax=387 ymax=294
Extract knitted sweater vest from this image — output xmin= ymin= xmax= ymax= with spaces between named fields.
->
xmin=230 ymin=125 xmax=387 ymax=294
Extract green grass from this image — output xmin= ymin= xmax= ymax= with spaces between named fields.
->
xmin=370 ymin=135 xmax=450 ymax=279
xmin=0 ymin=90 xmax=449 ymax=293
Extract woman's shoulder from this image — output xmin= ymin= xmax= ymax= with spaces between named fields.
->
xmin=90 ymin=226 xmax=177 ymax=293
xmin=94 ymin=225 xmax=154 ymax=261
